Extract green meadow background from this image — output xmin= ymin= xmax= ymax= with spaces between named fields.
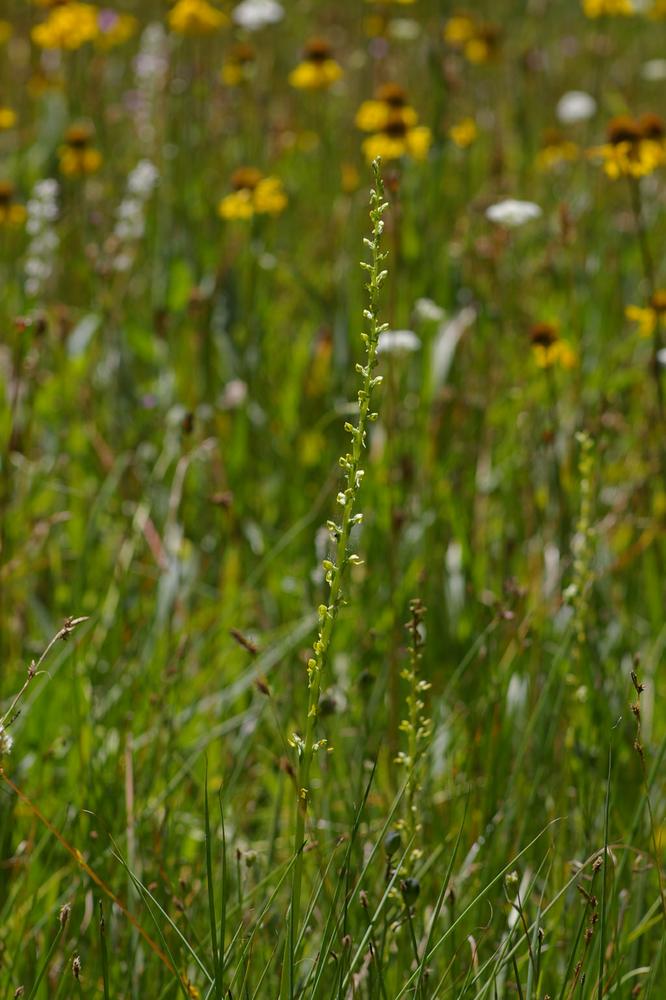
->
xmin=0 ymin=0 xmax=665 ymax=996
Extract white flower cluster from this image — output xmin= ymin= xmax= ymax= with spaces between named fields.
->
xmin=556 ymin=91 xmax=597 ymax=125
xmin=111 ymin=160 xmax=158 ymax=272
xmin=642 ymin=59 xmax=666 ymax=82
xmin=486 ymin=198 xmax=542 ymax=227
xmin=0 ymin=724 xmax=13 ymax=757
xmin=24 ymin=179 xmax=60 ymax=299
xmin=413 ymin=297 xmax=445 ymax=323
xmin=233 ymin=0 xmax=284 ymax=30
xmin=132 ymin=23 xmax=168 ymax=150
xmin=377 ymin=329 xmax=421 ymax=356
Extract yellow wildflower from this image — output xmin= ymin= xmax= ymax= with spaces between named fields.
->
xmin=221 ymin=43 xmax=256 ymax=86
xmin=0 ymin=20 xmax=12 ymax=44
xmin=530 ymin=323 xmax=577 ymax=369
xmin=253 ymin=176 xmax=287 ymax=215
xmin=582 ymin=0 xmax=633 ymax=15
xmin=362 ymin=115 xmax=432 ymax=163
xmin=355 ymin=84 xmax=418 ymax=132
xmin=465 ymin=30 xmax=500 ymax=64
xmin=300 ymin=430 xmax=327 ymax=466
xmin=443 ymin=14 xmax=476 ymax=44
xmin=625 ymin=291 xmax=666 ymax=338
xmin=449 ymin=117 xmax=478 ymax=148
xmin=58 ymin=123 xmax=103 ymax=177
xmin=289 ymin=39 xmax=343 ymax=90
xmin=0 ymin=107 xmax=17 ymax=129
xmin=589 ymin=114 xmax=666 ymax=179
xmin=305 ymin=328 xmax=333 ymax=398
xmin=341 ymin=162 xmax=360 ymax=193
xmin=32 ymin=3 xmax=99 ymax=49
xmin=95 ymin=10 xmax=138 ymax=49
xmin=27 ymin=69 xmax=64 ymax=98
xmin=296 ymin=130 xmax=320 ymax=152
xmin=357 ymin=85 xmax=430 ymax=162
xmin=443 ymin=12 xmax=500 ymax=64
xmin=218 ymin=167 xmax=287 ymax=220
xmin=168 ymin=0 xmax=228 ymax=35
xmin=364 ymin=0 xmax=416 ymax=23
xmin=0 ymin=181 xmax=27 ymax=227
xmin=535 ymin=129 xmax=579 ymax=171
xmin=363 ymin=15 xmax=388 ymax=38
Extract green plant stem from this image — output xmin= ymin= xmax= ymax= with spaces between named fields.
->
xmin=279 ymin=161 xmax=388 ymax=1000
xmin=27 ymin=918 xmax=66 ymax=1000
xmin=627 ymin=177 xmax=663 ymax=420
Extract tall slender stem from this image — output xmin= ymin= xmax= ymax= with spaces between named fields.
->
xmin=627 ymin=177 xmax=655 ymax=296
xmin=279 ymin=161 xmax=388 ymax=999
xmin=627 ymin=177 xmax=663 ymax=420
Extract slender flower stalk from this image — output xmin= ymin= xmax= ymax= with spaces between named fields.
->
xmin=630 ymin=668 xmax=666 ymax=922
xmin=280 ymin=160 xmax=388 ymax=999
xmin=395 ymin=598 xmax=431 ymax=867
xmin=627 ymin=177 xmax=664 ymax=420
xmin=0 ymin=617 xmax=89 ymax=735
xmin=564 ymin=431 xmax=595 ymax=660
xmin=23 ymin=178 xmax=60 ymax=299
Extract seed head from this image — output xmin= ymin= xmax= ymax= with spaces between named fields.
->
xmin=383 ymin=829 xmax=402 ymax=858
xmin=400 ymin=877 xmax=420 ymax=905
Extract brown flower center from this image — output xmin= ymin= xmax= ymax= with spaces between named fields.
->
xmin=529 ymin=323 xmax=558 ymax=348
xmin=231 ymin=42 xmax=255 ymax=65
xmin=638 ymin=113 xmax=665 ymax=141
xmin=476 ymin=24 xmax=500 ymax=46
xmin=384 ymin=116 xmax=409 ymax=138
xmin=304 ymin=38 xmax=333 ymax=63
xmin=65 ymin=125 xmax=93 ymax=149
xmin=541 ymin=127 xmax=566 ymax=149
xmin=230 ymin=166 xmax=263 ymax=191
xmin=650 ymin=290 xmax=666 ymax=314
xmin=0 ymin=180 xmax=14 ymax=206
xmin=376 ymin=83 xmax=408 ymax=108
xmin=607 ymin=116 xmax=642 ymax=146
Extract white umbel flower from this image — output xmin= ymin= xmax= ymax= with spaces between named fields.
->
xmin=111 ymin=160 xmax=158 ymax=271
xmin=232 ymin=0 xmax=284 ymax=30
xmin=556 ymin=90 xmax=597 ymax=125
xmin=486 ymin=199 xmax=542 ymax=227
xmin=127 ymin=159 xmax=159 ymax=197
xmin=132 ymin=24 xmax=168 ymax=151
xmin=24 ymin=178 xmax=60 ymax=297
xmin=642 ymin=59 xmax=666 ymax=82
xmin=413 ymin=297 xmax=445 ymax=323
xmin=0 ymin=724 xmax=13 ymax=757
xmin=377 ymin=329 xmax=421 ymax=355
xmin=389 ymin=18 xmax=421 ymax=41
